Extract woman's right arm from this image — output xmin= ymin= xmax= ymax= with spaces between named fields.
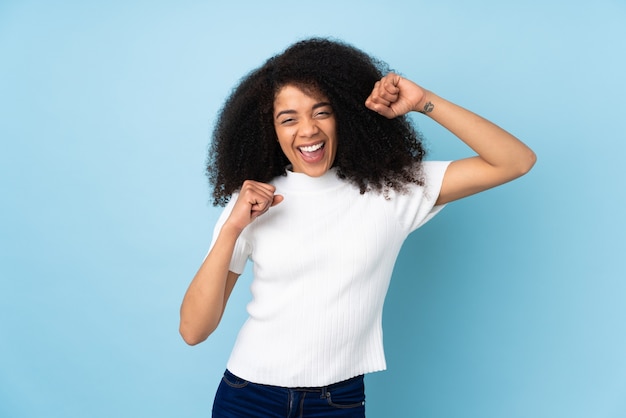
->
xmin=179 ymin=180 xmax=283 ymax=345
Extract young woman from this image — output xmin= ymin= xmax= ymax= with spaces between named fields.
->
xmin=180 ymin=38 xmax=536 ymax=417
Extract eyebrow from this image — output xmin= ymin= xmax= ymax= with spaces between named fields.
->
xmin=275 ymin=102 xmax=332 ymax=119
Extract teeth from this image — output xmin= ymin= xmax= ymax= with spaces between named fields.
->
xmin=299 ymin=143 xmax=324 ymax=152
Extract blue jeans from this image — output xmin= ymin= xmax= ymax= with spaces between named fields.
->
xmin=212 ymin=369 xmax=366 ymax=417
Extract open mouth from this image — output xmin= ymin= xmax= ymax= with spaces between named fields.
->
xmin=298 ymin=142 xmax=325 ymax=162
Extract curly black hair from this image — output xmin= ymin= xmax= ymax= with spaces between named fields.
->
xmin=207 ymin=37 xmax=427 ymax=206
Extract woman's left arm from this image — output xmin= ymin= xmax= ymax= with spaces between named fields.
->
xmin=365 ymin=73 xmax=537 ymax=205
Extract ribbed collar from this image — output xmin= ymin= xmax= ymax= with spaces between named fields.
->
xmin=273 ymin=167 xmax=344 ymax=194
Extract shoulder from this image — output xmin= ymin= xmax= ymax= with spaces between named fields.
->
xmin=420 ymin=160 xmax=452 ymax=180
xmin=384 ymin=161 xmax=451 ymax=199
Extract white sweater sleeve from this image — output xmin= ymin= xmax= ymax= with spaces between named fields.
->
xmin=207 ymin=192 xmax=251 ymax=274
xmin=392 ymin=160 xmax=451 ymax=232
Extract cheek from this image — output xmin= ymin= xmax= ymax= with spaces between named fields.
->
xmin=275 ymin=129 xmax=294 ymax=148
xmin=275 ymin=136 xmax=294 ymax=157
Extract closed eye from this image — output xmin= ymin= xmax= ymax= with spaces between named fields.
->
xmin=314 ymin=108 xmax=333 ymax=119
xmin=279 ymin=117 xmax=296 ymax=125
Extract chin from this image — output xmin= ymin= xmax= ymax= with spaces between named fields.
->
xmin=303 ymin=162 xmax=334 ymax=177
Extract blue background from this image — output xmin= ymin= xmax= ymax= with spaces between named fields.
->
xmin=1 ymin=1 xmax=625 ymax=417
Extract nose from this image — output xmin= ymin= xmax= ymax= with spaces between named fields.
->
xmin=299 ymin=117 xmax=319 ymax=137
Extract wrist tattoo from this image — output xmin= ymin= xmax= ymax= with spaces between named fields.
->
xmin=420 ymin=101 xmax=434 ymax=114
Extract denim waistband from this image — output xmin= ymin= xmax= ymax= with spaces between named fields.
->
xmin=224 ymin=369 xmax=363 ymax=393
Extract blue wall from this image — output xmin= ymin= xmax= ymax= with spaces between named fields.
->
xmin=1 ymin=1 xmax=625 ymax=417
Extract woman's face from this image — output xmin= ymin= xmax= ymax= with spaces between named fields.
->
xmin=273 ymin=84 xmax=337 ymax=177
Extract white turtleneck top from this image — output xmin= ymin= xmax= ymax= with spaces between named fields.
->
xmin=209 ymin=161 xmax=450 ymax=387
